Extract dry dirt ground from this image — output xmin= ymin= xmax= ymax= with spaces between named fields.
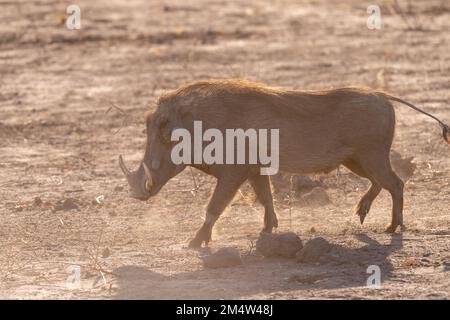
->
xmin=0 ymin=0 xmax=449 ymax=299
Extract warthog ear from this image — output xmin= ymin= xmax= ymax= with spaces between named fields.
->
xmin=161 ymin=104 xmax=193 ymax=143
xmin=155 ymin=114 xmax=176 ymax=143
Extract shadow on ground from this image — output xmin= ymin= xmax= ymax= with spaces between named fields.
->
xmin=290 ymin=233 xmax=403 ymax=291
xmin=113 ymin=234 xmax=403 ymax=299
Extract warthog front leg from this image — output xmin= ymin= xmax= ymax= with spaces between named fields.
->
xmin=188 ymin=172 xmax=246 ymax=248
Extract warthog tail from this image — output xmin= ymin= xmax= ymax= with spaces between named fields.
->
xmin=382 ymin=93 xmax=450 ymax=144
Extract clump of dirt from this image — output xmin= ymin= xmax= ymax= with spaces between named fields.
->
xmin=102 ymin=247 xmax=111 ymax=258
xmin=391 ymin=150 xmax=416 ymax=181
xmin=202 ymin=247 xmax=242 ymax=269
xmin=256 ymin=232 xmax=303 ymax=258
xmin=33 ymin=197 xmax=43 ymax=206
xmin=288 ymin=273 xmax=325 ymax=285
xmin=296 ymin=237 xmax=333 ymax=263
xmin=53 ymin=198 xmax=79 ymax=211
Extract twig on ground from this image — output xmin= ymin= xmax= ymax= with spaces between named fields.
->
xmin=189 ymin=167 xmax=199 ymax=196
xmin=288 ymin=175 xmax=294 ymax=230
xmin=105 ymin=102 xmax=129 ymax=135
xmin=244 ymin=239 xmax=255 ymax=256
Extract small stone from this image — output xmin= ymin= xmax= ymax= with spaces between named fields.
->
xmin=102 ymin=247 xmax=111 ymax=258
xmin=425 ymin=291 xmax=448 ymax=298
xmin=288 ymin=273 xmax=323 ymax=284
xmin=202 ymin=247 xmax=242 ymax=269
xmin=296 ymin=237 xmax=333 ymax=263
xmin=256 ymin=232 xmax=303 ymax=258
xmin=108 ymin=211 xmax=117 ymax=217
xmin=404 ymin=258 xmax=417 ymax=267
xmin=54 ymin=198 xmax=79 ymax=211
xmin=33 ymin=197 xmax=43 ymax=206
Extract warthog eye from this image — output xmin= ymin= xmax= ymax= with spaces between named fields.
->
xmin=158 ymin=118 xmax=172 ymax=143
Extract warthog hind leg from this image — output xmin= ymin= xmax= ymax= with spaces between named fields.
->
xmin=347 ymin=152 xmax=404 ymax=232
xmin=344 ymin=159 xmax=381 ymax=224
xmin=355 ymin=183 xmax=382 ymax=224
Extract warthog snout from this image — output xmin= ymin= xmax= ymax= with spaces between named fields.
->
xmin=119 ymin=155 xmax=152 ymax=200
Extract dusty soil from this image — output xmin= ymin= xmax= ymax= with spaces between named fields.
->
xmin=0 ymin=0 xmax=449 ymax=299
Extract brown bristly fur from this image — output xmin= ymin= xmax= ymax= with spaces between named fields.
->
xmin=125 ymin=79 xmax=448 ymax=247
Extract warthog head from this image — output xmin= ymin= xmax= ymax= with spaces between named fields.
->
xmin=119 ymin=108 xmax=187 ymax=200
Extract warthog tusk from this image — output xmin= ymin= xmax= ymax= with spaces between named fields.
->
xmin=143 ymin=163 xmax=153 ymax=191
xmin=119 ymin=155 xmax=131 ymax=177
xmin=442 ymin=124 xmax=450 ymax=144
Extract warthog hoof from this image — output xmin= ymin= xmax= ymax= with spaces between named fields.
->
xmin=261 ymin=227 xmax=273 ymax=234
xmin=188 ymin=231 xmax=212 ymax=248
xmin=188 ymin=237 xmax=203 ymax=248
xmin=262 ymin=215 xmax=278 ymax=233
xmin=355 ymin=203 xmax=370 ymax=225
xmin=384 ymin=223 xmax=405 ymax=233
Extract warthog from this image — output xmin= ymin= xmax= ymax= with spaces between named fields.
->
xmin=119 ymin=79 xmax=449 ymax=248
